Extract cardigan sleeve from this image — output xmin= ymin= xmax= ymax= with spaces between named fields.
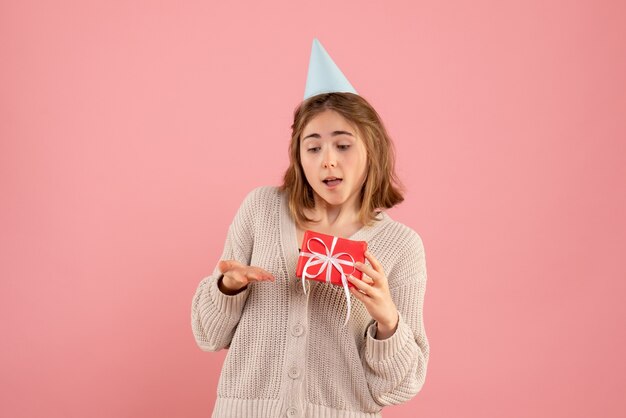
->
xmin=190 ymin=188 xmax=259 ymax=352
xmin=361 ymin=231 xmax=430 ymax=406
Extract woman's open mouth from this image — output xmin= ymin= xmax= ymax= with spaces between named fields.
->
xmin=323 ymin=178 xmax=343 ymax=188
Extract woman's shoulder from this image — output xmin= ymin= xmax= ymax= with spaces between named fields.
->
xmin=375 ymin=213 xmax=425 ymax=253
xmin=374 ymin=215 xmax=427 ymax=286
xmin=241 ymin=185 xmax=282 ymax=205
xmin=235 ymin=186 xmax=283 ymax=220
xmin=232 ymin=186 xmax=282 ymax=229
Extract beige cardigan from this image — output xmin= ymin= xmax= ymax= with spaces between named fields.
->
xmin=191 ymin=186 xmax=429 ymax=418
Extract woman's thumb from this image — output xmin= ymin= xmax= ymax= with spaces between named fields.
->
xmin=218 ymin=260 xmax=235 ymax=273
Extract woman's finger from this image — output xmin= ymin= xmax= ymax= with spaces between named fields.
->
xmin=219 ymin=261 xmax=274 ymax=282
xmin=354 ymin=261 xmax=381 ymax=283
xmin=347 ymin=275 xmax=374 ymax=294
xmin=256 ymin=267 xmax=275 ymax=281
xmin=364 ymin=250 xmax=384 ymax=275
xmin=246 ymin=267 xmax=275 ymax=282
xmin=361 ymin=274 xmax=374 ymax=285
xmin=218 ymin=260 xmax=239 ymax=274
xmin=257 ymin=268 xmax=276 ymax=280
xmin=349 ymin=286 xmax=369 ymax=300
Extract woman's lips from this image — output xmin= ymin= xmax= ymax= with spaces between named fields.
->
xmin=323 ymin=179 xmax=342 ymax=188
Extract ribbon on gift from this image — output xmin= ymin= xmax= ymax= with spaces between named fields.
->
xmin=299 ymin=236 xmax=356 ymax=327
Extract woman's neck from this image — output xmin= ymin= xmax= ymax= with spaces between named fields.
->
xmin=309 ymin=194 xmax=361 ymax=227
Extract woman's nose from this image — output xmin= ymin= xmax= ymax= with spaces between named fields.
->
xmin=323 ymin=158 xmax=336 ymax=168
xmin=322 ymin=148 xmax=337 ymax=168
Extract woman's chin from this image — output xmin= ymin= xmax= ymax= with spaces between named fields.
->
xmin=315 ymin=193 xmax=346 ymax=207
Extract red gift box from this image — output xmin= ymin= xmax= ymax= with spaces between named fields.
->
xmin=296 ymin=230 xmax=368 ymax=288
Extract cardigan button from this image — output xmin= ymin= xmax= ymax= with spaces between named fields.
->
xmin=286 ymin=407 xmax=298 ymax=417
xmin=291 ymin=324 xmax=305 ymax=337
xmin=288 ymin=366 xmax=300 ymax=379
xmin=294 ymin=280 xmax=308 ymax=294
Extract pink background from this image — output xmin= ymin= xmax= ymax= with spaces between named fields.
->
xmin=2 ymin=1 xmax=625 ymax=417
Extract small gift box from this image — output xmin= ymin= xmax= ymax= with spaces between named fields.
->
xmin=296 ymin=230 xmax=367 ymax=327
xmin=296 ymin=230 xmax=367 ymax=288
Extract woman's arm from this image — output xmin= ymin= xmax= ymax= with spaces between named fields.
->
xmin=360 ymin=232 xmax=430 ymax=406
xmin=190 ymin=188 xmax=260 ymax=352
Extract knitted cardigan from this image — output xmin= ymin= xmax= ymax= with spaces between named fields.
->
xmin=191 ymin=186 xmax=429 ymax=418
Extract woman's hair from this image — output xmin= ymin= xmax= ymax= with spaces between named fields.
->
xmin=279 ymin=92 xmax=405 ymax=228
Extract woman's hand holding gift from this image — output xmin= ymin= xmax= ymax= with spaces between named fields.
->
xmin=347 ymin=251 xmax=399 ymax=340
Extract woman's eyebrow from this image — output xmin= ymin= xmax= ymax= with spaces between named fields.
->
xmin=302 ymin=131 xmax=354 ymax=141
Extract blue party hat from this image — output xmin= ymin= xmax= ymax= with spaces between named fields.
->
xmin=303 ymin=38 xmax=357 ymax=100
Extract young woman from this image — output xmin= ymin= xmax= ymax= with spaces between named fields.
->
xmin=191 ymin=40 xmax=429 ymax=418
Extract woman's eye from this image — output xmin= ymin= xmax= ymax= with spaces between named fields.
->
xmin=306 ymin=145 xmax=350 ymax=152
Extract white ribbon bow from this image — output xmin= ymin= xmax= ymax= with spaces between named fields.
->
xmin=300 ymin=236 xmax=356 ymax=327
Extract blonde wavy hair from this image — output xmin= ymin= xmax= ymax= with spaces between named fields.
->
xmin=279 ymin=92 xmax=405 ymax=229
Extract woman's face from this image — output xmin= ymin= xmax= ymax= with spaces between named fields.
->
xmin=299 ymin=109 xmax=368 ymax=210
